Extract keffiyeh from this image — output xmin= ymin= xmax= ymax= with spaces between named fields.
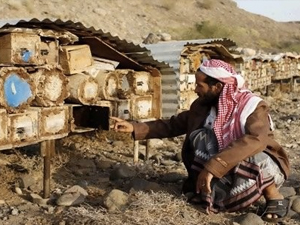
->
xmin=199 ymin=59 xmax=256 ymax=150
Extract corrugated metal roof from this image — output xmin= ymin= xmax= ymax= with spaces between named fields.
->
xmin=0 ymin=18 xmax=238 ymax=118
xmin=0 ymin=18 xmax=172 ymax=70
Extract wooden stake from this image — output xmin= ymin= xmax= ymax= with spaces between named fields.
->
xmin=40 ymin=140 xmax=55 ymax=198
xmin=133 ymin=140 xmax=139 ymax=163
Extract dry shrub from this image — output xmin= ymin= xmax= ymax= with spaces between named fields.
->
xmin=160 ymin=0 xmax=176 ymax=10
xmin=65 ymin=191 xmax=210 ymax=225
xmin=195 ymin=0 xmax=214 ymax=10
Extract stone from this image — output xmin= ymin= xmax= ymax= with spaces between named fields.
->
xmin=30 ymin=193 xmax=51 ymax=205
xmin=14 ymin=187 xmax=23 ymax=195
xmin=111 ymin=141 xmax=124 ymax=147
xmin=11 ymin=208 xmax=18 ymax=216
xmin=64 ymin=185 xmax=88 ymax=196
xmin=280 ymin=186 xmax=296 ymax=198
xmin=147 ymin=139 xmax=165 ymax=149
xmin=159 ymin=33 xmax=172 ymax=41
xmin=103 ymin=189 xmax=129 ymax=212
xmin=235 ymin=213 xmax=264 ymax=225
xmin=109 ymin=164 xmax=136 ymax=181
xmin=56 ymin=192 xmax=86 ymax=206
xmin=161 ymin=172 xmax=186 ymax=183
xmin=18 ymin=174 xmax=35 ymax=189
xmin=127 ymin=178 xmax=161 ymax=192
xmin=174 ymin=152 xmax=182 ymax=162
xmin=291 ymin=196 xmax=300 ymax=213
xmin=95 ymin=160 xmax=115 ymax=170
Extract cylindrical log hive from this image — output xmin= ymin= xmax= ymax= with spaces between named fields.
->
xmin=94 ymin=70 xmax=119 ymax=100
xmin=66 ymin=73 xmax=99 ymax=105
xmin=31 ymin=66 xmax=69 ymax=107
xmin=0 ymin=67 xmax=35 ymax=113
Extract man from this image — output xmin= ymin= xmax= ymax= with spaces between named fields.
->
xmin=111 ymin=59 xmax=290 ymax=222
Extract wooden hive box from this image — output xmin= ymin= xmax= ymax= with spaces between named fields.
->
xmin=59 ymin=45 xmax=93 ymax=74
xmin=8 ymin=109 xmax=39 ymax=143
xmin=0 ymin=32 xmax=41 ymax=65
xmin=114 ymin=99 xmax=131 ymax=120
xmin=293 ymin=77 xmax=300 ymax=92
xmin=118 ymin=70 xmax=153 ymax=97
xmin=131 ymin=95 xmax=153 ymax=120
xmin=32 ymin=106 xmax=70 ymax=139
xmin=113 ymin=95 xmax=153 ymax=120
xmin=178 ymin=91 xmax=198 ymax=112
xmin=40 ymin=38 xmax=59 ymax=65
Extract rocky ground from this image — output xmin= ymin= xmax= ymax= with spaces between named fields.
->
xmin=0 ymin=92 xmax=300 ymax=225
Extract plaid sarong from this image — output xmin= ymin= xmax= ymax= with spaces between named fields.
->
xmin=190 ymin=128 xmax=285 ymax=212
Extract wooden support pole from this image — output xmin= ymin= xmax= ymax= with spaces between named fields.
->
xmin=145 ymin=139 xmax=150 ymax=161
xmin=40 ymin=139 xmax=55 ymax=199
xmin=133 ymin=140 xmax=139 ymax=163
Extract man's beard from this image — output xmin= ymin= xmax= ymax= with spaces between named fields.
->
xmin=198 ymin=92 xmax=219 ymax=106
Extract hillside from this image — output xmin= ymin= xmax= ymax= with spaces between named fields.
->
xmin=1 ymin=0 xmax=300 ymax=53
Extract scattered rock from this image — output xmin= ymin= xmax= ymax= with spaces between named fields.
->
xmin=56 ymin=192 xmax=86 ymax=206
xmin=175 ymin=152 xmax=182 ymax=162
xmin=235 ymin=213 xmax=264 ymax=225
xmin=111 ymin=141 xmax=124 ymax=147
xmin=64 ymin=185 xmax=88 ymax=196
xmin=30 ymin=193 xmax=51 ymax=205
xmin=127 ymin=178 xmax=161 ymax=192
xmin=56 ymin=185 xmax=88 ymax=206
xmin=14 ymin=187 xmax=23 ymax=195
xmin=291 ymin=196 xmax=300 ymax=213
xmin=18 ymin=174 xmax=36 ymax=189
xmin=160 ymin=172 xmax=185 ymax=183
xmin=109 ymin=164 xmax=136 ymax=181
xmin=280 ymin=186 xmax=297 ymax=198
xmin=103 ymin=189 xmax=129 ymax=212
xmin=10 ymin=208 xmax=18 ymax=216
xmin=95 ymin=160 xmax=115 ymax=170
xmin=147 ymin=139 xmax=165 ymax=149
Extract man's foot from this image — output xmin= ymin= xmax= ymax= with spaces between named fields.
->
xmin=261 ymin=183 xmax=289 ymax=222
xmin=260 ymin=199 xmax=289 ymax=223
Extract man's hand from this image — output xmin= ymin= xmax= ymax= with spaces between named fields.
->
xmin=110 ymin=116 xmax=134 ymax=133
xmin=196 ymin=168 xmax=214 ymax=194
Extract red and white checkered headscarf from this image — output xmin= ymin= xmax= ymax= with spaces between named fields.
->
xmin=199 ymin=59 xmax=254 ymax=150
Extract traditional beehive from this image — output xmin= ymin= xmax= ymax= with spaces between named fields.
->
xmin=239 ymin=55 xmax=272 ymax=91
xmin=0 ymin=19 xmax=162 ymax=151
xmin=179 ymin=43 xmax=243 ymax=112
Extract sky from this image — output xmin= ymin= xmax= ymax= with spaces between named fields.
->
xmin=233 ymin=0 xmax=300 ymax=22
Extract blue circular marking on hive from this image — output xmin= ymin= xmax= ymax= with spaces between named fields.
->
xmin=21 ymin=49 xmax=31 ymax=63
xmin=4 ymin=73 xmax=32 ymax=107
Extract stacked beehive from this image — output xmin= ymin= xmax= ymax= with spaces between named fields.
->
xmin=179 ymin=51 xmax=207 ymax=111
xmin=179 ymin=44 xmax=243 ymax=112
xmin=239 ymin=57 xmax=272 ymax=91
xmin=0 ymin=28 xmax=161 ymax=149
xmin=0 ymin=31 xmax=73 ymax=147
xmin=96 ymin=69 xmax=160 ymax=121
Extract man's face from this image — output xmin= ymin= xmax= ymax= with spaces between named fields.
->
xmin=194 ymin=71 xmax=221 ymax=105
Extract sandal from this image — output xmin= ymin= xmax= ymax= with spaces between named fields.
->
xmin=260 ymin=198 xmax=290 ymax=223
